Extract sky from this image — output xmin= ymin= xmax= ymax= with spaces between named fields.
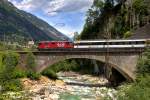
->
xmin=8 ymin=0 xmax=93 ymax=38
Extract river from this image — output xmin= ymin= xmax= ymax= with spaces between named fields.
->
xmin=49 ymin=72 xmax=117 ymax=100
xmin=2 ymin=71 xmax=117 ymax=100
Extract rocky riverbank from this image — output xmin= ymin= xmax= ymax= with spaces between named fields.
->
xmin=1 ymin=72 xmax=118 ymax=100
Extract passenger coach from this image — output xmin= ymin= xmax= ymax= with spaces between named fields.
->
xmin=74 ymin=39 xmax=150 ymax=48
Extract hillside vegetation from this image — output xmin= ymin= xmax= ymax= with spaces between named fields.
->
xmin=80 ymin=0 xmax=150 ymax=39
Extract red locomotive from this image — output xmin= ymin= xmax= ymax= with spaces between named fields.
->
xmin=38 ymin=41 xmax=74 ymax=50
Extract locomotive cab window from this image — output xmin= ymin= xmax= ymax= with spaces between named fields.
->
xmin=39 ymin=43 xmax=42 ymax=45
xmin=69 ymin=42 xmax=73 ymax=45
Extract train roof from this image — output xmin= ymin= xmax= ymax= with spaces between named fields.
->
xmin=39 ymin=41 xmax=72 ymax=43
xmin=74 ymin=39 xmax=150 ymax=43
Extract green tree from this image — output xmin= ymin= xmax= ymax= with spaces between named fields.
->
xmin=1 ymin=52 xmax=19 ymax=80
xmin=0 ymin=52 xmax=22 ymax=92
xmin=25 ymin=52 xmax=41 ymax=80
xmin=26 ymin=52 xmax=36 ymax=70
xmin=117 ymin=49 xmax=150 ymax=100
xmin=137 ymin=49 xmax=150 ymax=75
xmin=80 ymin=0 xmax=150 ymax=39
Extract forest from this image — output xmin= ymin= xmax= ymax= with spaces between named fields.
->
xmin=80 ymin=0 xmax=150 ymax=39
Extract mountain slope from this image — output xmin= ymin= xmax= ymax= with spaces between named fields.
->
xmin=0 ymin=0 xmax=68 ymax=43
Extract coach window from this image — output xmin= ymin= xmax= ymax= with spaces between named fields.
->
xmin=125 ymin=42 xmax=128 ymax=45
xmin=99 ymin=42 xmax=103 ymax=45
xmin=136 ymin=41 xmax=140 ymax=44
xmin=116 ymin=42 xmax=119 ymax=45
xmin=135 ymin=41 xmax=139 ymax=44
xmin=69 ymin=42 xmax=72 ymax=45
xmin=122 ymin=42 xmax=125 ymax=45
xmin=88 ymin=42 xmax=93 ymax=45
xmin=111 ymin=42 xmax=116 ymax=45
xmin=129 ymin=42 xmax=133 ymax=44
xmin=94 ymin=42 xmax=97 ymax=45
xmin=132 ymin=41 xmax=136 ymax=44
xmin=104 ymin=42 xmax=107 ymax=45
xmin=81 ymin=43 xmax=84 ymax=45
xmin=117 ymin=42 xmax=121 ymax=45
xmin=108 ymin=42 xmax=111 ymax=45
xmin=113 ymin=42 xmax=117 ymax=45
xmin=140 ymin=41 xmax=145 ymax=44
xmin=110 ymin=42 xmax=115 ymax=45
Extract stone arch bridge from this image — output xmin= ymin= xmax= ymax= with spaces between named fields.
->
xmin=18 ymin=48 xmax=144 ymax=81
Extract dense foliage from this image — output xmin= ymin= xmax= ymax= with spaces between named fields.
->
xmin=137 ymin=49 xmax=150 ymax=75
xmin=117 ymin=49 xmax=150 ymax=100
xmin=42 ymin=59 xmax=105 ymax=79
xmin=26 ymin=52 xmax=36 ymax=70
xmin=80 ymin=0 xmax=150 ymax=39
xmin=0 ymin=51 xmax=40 ymax=94
xmin=0 ymin=52 xmax=22 ymax=92
xmin=42 ymin=60 xmax=79 ymax=79
xmin=25 ymin=52 xmax=40 ymax=80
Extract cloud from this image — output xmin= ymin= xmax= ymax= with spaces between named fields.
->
xmin=45 ymin=0 xmax=93 ymax=16
xmin=8 ymin=0 xmax=49 ymax=11
xmin=8 ymin=0 xmax=93 ymax=36
xmin=9 ymin=0 xmax=93 ymax=15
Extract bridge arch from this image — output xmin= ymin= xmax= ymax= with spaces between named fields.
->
xmin=35 ymin=55 xmax=137 ymax=81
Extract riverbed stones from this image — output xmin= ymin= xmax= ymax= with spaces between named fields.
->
xmin=3 ymin=72 xmax=117 ymax=100
xmin=55 ymin=80 xmax=65 ymax=87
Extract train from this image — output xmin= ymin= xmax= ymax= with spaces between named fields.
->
xmin=38 ymin=39 xmax=150 ymax=50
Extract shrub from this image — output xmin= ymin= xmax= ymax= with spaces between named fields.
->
xmin=26 ymin=52 xmax=36 ymax=70
xmin=50 ymin=60 xmax=79 ymax=72
xmin=123 ymin=31 xmax=132 ymax=38
xmin=25 ymin=52 xmax=40 ymax=80
xmin=117 ymin=49 xmax=150 ymax=100
xmin=0 ymin=53 xmax=4 ymax=72
xmin=42 ymin=70 xmax=57 ymax=80
xmin=2 ymin=52 xmax=19 ymax=68
xmin=42 ymin=59 xmax=80 ymax=79
xmin=1 ymin=79 xmax=22 ymax=92
xmin=0 ymin=52 xmax=19 ymax=80
xmin=117 ymin=75 xmax=150 ymax=100
xmin=26 ymin=70 xmax=41 ymax=80
xmin=0 ymin=52 xmax=22 ymax=92
xmin=12 ymin=68 xmax=27 ymax=79
xmin=137 ymin=49 xmax=150 ymax=75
